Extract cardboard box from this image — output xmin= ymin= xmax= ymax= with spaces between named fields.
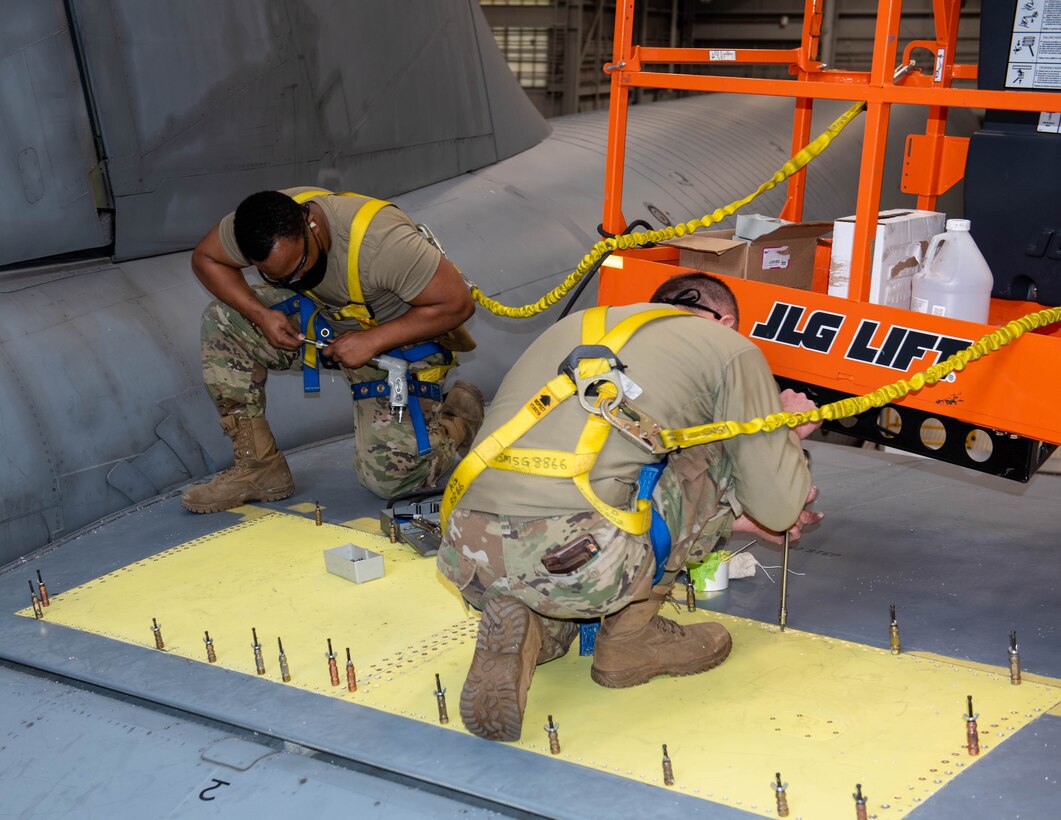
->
xmin=666 ymin=222 xmax=832 ymax=291
xmin=324 ymin=543 xmax=384 ymax=584
xmin=829 ymin=209 xmax=945 ymax=307
xmin=735 ymin=214 xmax=792 ymax=241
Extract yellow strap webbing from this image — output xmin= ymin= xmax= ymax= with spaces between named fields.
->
xmin=303 ymin=306 xmax=325 ymax=370
xmin=440 ymin=306 xmax=690 ymax=530
xmin=289 ymin=189 xmax=391 ymax=330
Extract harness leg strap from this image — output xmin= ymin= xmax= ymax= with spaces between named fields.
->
xmin=636 ymin=459 xmax=672 ymax=585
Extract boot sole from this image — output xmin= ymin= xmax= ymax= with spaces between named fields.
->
xmin=181 ymin=486 xmax=294 ymax=514
xmin=460 ymin=597 xmax=536 ymax=741
xmin=589 ymin=633 xmax=733 ymax=689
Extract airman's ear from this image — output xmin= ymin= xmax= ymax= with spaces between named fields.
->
xmin=720 ymin=314 xmax=736 ymax=329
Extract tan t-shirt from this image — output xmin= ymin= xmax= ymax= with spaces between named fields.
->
xmin=218 ymin=187 xmax=441 ymax=328
xmin=459 ymin=303 xmax=811 ymax=532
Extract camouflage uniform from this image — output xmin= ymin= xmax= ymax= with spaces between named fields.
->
xmin=437 ymin=440 xmax=735 ymax=620
xmin=201 ymin=283 xmax=459 ymax=498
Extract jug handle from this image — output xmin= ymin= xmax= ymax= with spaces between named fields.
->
xmin=925 ymin=235 xmax=945 ymax=266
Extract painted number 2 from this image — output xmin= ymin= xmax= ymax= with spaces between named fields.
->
xmin=199 ymin=778 xmax=231 ymax=801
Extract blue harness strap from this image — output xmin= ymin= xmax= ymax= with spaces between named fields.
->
xmin=578 ymin=621 xmax=600 ymax=656
xmin=349 ymin=343 xmax=453 ymax=457
xmin=636 ymin=459 xmax=672 ymax=585
xmin=271 ymin=297 xmax=452 ymax=457
xmin=269 ymin=295 xmax=339 ymax=394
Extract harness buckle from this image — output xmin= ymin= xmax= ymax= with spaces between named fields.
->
xmin=558 ymin=345 xmax=626 ymax=415
xmin=558 ymin=345 xmax=671 ymax=454
xmin=416 ymin=223 xmax=446 ymax=256
xmin=599 ymin=397 xmax=673 ymax=455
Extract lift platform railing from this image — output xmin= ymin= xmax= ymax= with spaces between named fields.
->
xmin=597 ymin=0 xmax=1061 ymax=480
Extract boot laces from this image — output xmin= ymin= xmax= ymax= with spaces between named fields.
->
xmin=652 ymin=615 xmax=687 ymax=637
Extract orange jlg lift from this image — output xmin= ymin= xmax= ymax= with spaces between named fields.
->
xmin=596 ymin=0 xmax=1061 ymax=480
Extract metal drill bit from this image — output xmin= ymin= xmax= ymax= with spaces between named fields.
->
xmin=36 ymin=570 xmax=50 ymax=606
xmin=545 ymin=714 xmax=561 ymax=754
xmin=661 ymin=743 xmax=674 ymax=786
xmin=314 ymin=501 xmax=322 ymax=526
xmin=853 ymin=783 xmax=868 ymax=820
xmin=965 ymin=694 xmax=980 ymax=755
xmin=778 ymin=532 xmax=791 ymax=630
xmin=772 ymin=772 xmax=790 ymax=817
xmin=889 ymin=603 xmax=901 ymax=655
xmin=434 ymin=673 xmax=449 ymax=724
xmin=252 ymin=627 xmax=265 ymax=675
xmin=346 ymin=647 xmax=357 ymax=692
xmin=29 ymin=581 xmax=42 ymax=619
xmin=278 ymin=636 xmax=291 ymax=682
xmin=1008 ymin=629 xmax=1022 ymax=685
xmin=204 ymin=630 xmax=217 ymax=663
xmin=685 ymin=575 xmax=696 ymax=612
xmin=327 ymin=638 xmax=340 ymax=686
xmin=151 ymin=617 xmax=164 ymax=649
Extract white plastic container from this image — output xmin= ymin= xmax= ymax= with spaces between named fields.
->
xmin=910 ymin=219 xmax=993 ymax=323
xmin=701 ymin=559 xmax=730 ymax=591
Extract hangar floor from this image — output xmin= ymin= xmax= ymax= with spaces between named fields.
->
xmin=2 ymin=437 xmax=1058 ymax=819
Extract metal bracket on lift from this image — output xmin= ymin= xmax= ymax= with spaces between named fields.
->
xmin=778 ymin=377 xmax=1057 ymax=482
xmin=379 ymin=491 xmax=444 ymax=556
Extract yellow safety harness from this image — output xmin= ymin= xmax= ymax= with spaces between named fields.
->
xmin=291 ymin=188 xmax=388 ymax=329
xmin=440 ymin=305 xmax=694 ymax=530
xmin=288 ymin=188 xmax=455 ymax=387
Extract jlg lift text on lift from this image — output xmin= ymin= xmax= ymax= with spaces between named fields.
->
xmin=750 ymin=302 xmax=972 ymax=372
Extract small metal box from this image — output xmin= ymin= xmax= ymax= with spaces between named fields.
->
xmin=324 ymin=543 xmax=384 ymax=584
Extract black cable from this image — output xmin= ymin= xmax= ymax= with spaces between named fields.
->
xmin=556 ymin=250 xmax=612 ymax=323
xmin=554 ymin=219 xmax=656 ymax=323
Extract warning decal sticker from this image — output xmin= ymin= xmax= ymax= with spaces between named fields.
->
xmin=1006 ymin=0 xmax=1061 ymax=90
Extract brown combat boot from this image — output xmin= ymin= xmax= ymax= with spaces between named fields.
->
xmin=181 ymin=416 xmax=295 ymax=513
xmin=590 ymin=589 xmax=732 ymax=689
xmin=438 ymin=380 xmax=484 ymax=457
xmin=460 ymin=596 xmax=544 ymax=741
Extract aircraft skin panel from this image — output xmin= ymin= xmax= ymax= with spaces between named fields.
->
xmin=0 ymin=666 xmax=511 ymax=818
xmin=468 ymin=0 xmax=553 ymax=161
xmin=0 ymin=1 xmax=106 ymax=267
xmin=65 ymin=0 xmax=548 ymax=261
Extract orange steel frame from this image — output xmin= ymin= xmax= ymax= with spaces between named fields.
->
xmin=597 ymin=0 xmax=1061 ymax=447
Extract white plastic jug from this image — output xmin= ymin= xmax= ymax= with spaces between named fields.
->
xmin=911 ymin=218 xmax=993 ymax=323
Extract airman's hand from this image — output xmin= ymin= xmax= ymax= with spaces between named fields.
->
xmin=779 ymin=388 xmax=821 ymax=440
xmin=731 ymin=484 xmax=823 ymax=544
xmin=325 ymin=331 xmax=378 ymax=369
xmin=256 ymin=309 xmax=304 ymax=351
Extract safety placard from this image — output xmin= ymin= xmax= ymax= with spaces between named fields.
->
xmin=1006 ymin=0 xmax=1061 ymax=89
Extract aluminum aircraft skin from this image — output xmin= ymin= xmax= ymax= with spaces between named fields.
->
xmin=0 ymin=0 xmax=968 ymax=567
